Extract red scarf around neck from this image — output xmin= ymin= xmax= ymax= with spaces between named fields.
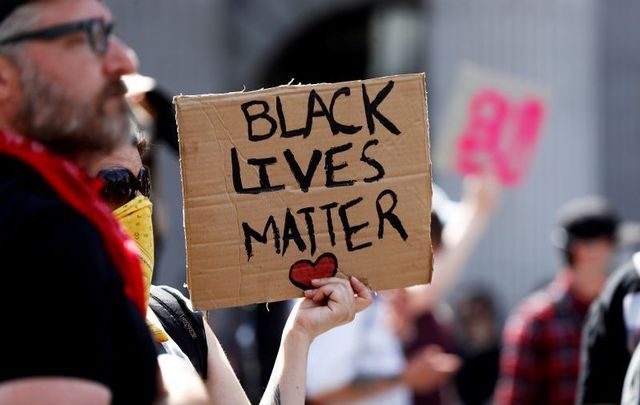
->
xmin=0 ymin=131 xmax=146 ymax=315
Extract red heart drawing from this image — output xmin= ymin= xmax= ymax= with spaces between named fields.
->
xmin=289 ymin=253 xmax=338 ymax=290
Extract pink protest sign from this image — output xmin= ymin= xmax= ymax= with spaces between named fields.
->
xmin=436 ymin=64 xmax=548 ymax=186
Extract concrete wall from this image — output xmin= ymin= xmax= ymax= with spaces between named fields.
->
xmin=601 ymin=0 xmax=640 ymax=221
xmin=426 ymin=0 xmax=602 ymax=309
xmin=223 ymin=0 xmax=375 ymax=89
xmin=109 ymin=0 xmax=229 ymax=94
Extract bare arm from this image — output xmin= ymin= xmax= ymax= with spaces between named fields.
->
xmin=0 ymin=378 xmax=111 ymax=405
xmin=155 ymin=354 xmax=209 ymax=405
xmin=260 ymin=277 xmax=372 ymax=405
xmin=202 ymin=322 xmax=251 ymax=404
xmin=408 ymin=174 xmax=500 ymax=313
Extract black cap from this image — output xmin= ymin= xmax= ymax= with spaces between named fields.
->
xmin=553 ymin=197 xmax=619 ymax=249
xmin=0 ymin=1 xmax=31 ymax=25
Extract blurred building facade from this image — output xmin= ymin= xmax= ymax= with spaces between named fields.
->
xmin=109 ymin=0 xmax=640 ymax=313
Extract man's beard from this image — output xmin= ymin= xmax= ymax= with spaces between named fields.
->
xmin=11 ymin=59 xmax=131 ymax=157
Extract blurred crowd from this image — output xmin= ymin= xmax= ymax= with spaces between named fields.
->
xmin=134 ymin=68 xmax=640 ymax=404
xmin=3 ymin=0 xmax=640 ymax=404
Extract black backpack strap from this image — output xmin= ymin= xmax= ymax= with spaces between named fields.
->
xmin=149 ymin=285 xmax=209 ymax=379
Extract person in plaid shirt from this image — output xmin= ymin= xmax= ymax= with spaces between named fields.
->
xmin=495 ymin=197 xmax=619 ymax=404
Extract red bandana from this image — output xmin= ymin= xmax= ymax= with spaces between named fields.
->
xmin=0 ymin=131 xmax=146 ymax=315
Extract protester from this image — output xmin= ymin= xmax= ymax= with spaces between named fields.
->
xmin=390 ymin=176 xmax=500 ymax=405
xmin=87 ymin=135 xmax=374 ymax=404
xmin=576 ymin=252 xmax=640 ymax=404
xmin=454 ymin=288 xmax=502 ymax=405
xmin=90 ymin=136 xmax=211 ymax=373
xmin=621 ymin=336 xmax=640 ymax=405
xmin=306 ymin=295 xmax=434 ymax=405
xmin=0 ymin=1 xmax=372 ymax=403
xmin=0 ymin=0 xmax=160 ymax=402
xmin=495 ymin=196 xmax=619 ymax=404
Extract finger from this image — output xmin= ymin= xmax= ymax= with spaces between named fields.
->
xmin=311 ymin=288 xmax=330 ymax=303
xmin=424 ymin=345 xmax=443 ymax=356
xmin=311 ymin=277 xmax=349 ymax=288
xmin=306 ymin=284 xmax=345 ymax=304
xmin=315 ymin=283 xmax=355 ymax=321
xmin=303 ymin=288 xmax=328 ymax=304
xmin=320 ymin=282 xmax=350 ymax=304
xmin=350 ymin=276 xmax=373 ymax=313
xmin=311 ymin=278 xmax=352 ymax=305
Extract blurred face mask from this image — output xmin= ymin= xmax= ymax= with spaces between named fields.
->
xmin=113 ymin=195 xmax=154 ymax=305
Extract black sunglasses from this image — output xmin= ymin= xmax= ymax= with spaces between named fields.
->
xmin=0 ymin=17 xmax=114 ymax=56
xmin=97 ymin=166 xmax=151 ymax=208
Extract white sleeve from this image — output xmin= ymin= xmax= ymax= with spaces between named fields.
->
xmin=306 ymin=307 xmax=370 ymax=397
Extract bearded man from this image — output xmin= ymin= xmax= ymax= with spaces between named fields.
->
xmin=0 ymin=1 xmax=165 ymax=403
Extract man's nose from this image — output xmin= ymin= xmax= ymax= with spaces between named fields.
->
xmin=103 ymin=36 xmax=136 ymax=78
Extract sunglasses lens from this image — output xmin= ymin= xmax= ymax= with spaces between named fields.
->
xmin=139 ymin=166 xmax=151 ymax=198
xmin=98 ymin=168 xmax=136 ymax=207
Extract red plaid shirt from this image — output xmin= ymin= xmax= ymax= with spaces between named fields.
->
xmin=495 ymin=272 xmax=590 ymax=405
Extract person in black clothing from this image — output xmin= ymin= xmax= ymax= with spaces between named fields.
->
xmin=454 ymin=289 xmax=501 ymax=405
xmin=0 ymin=152 xmax=162 ymax=404
xmin=0 ymin=0 xmax=167 ymax=403
xmin=577 ymin=256 xmax=640 ymax=404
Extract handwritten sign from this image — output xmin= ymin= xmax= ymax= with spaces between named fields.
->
xmin=436 ymin=64 xmax=548 ymax=186
xmin=175 ymin=74 xmax=432 ymax=310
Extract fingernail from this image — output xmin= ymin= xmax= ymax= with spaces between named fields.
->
xmin=311 ymin=279 xmax=321 ymax=285
xmin=304 ymin=289 xmax=316 ymax=296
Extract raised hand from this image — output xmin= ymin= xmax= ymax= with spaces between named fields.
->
xmin=461 ymin=173 xmax=501 ymax=215
xmin=293 ymin=276 xmax=372 ymax=341
xmin=403 ymin=345 xmax=461 ymax=394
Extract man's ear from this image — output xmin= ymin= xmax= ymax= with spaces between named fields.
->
xmin=0 ymin=55 xmax=21 ymax=103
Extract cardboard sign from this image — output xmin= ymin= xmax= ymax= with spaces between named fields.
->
xmin=175 ymin=74 xmax=433 ymax=310
xmin=436 ymin=64 xmax=548 ymax=186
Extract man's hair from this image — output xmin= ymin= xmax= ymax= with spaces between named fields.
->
xmin=0 ymin=2 xmax=40 ymax=60
xmin=431 ymin=211 xmax=444 ymax=251
xmin=554 ymin=197 xmax=619 ymax=266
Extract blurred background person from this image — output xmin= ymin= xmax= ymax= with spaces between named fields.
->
xmin=621 ymin=334 xmax=640 ymax=405
xmin=304 ymin=174 xmax=499 ymax=405
xmin=577 ymin=237 xmax=640 ymax=403
xmin=495 ymin=197 xmax=619 ymax=405
xmin=304 ymin=279 xmax=448 ymax=405
xmin=388 ymin=174 xmax=501 ymax=404
xmin=454 ymin=288 xmax=502 ymax=405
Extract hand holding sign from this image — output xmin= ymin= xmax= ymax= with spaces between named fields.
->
xmin=175 ymin=74 xmax=432 ymax=310
xmin=436 ymin=64 xmax=548 ymax=187
xmin=294 ymin=276 xmax=372 ymax=341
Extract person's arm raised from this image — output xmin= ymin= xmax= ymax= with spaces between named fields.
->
xmin=260 ymin=276 xmax=372 ymax=405
xmin=408 ymin=174 xmax=501 ymax=313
